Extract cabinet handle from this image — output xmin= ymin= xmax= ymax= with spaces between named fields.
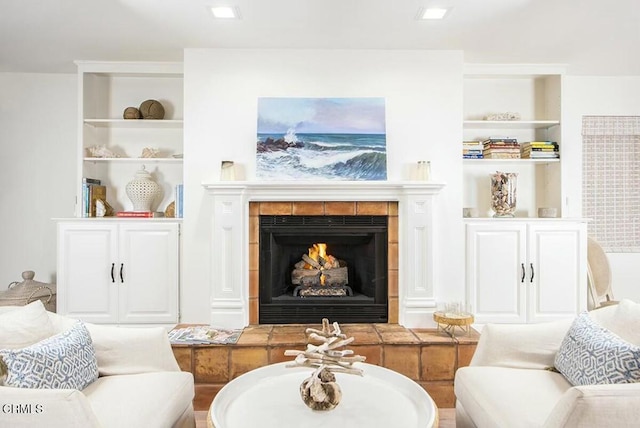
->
xmin=110 ymin=263 xmax=115 ymax=283
xmin=530 ymin=263 xmax=535 ymax=283
xmin=521 ymin=263 xmax=525 ymax=283
xmin=119 ymin=263 xmax=124 ymax=283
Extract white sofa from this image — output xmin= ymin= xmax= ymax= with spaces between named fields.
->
xmin=0 ymin=301 xmax=195 ymax=428
xmin=455 ymin=300 xmax=640 ymax=428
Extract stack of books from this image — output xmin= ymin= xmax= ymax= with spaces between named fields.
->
xmin=482 ymin=138 xmax=520 ymax=159
xmin=82 ymin=177 xmax=106 ymax=217
xmin=463 ymin=141 xmax=483 ymax=159
xmin=520 ymin=141 xmax=559 ymax=159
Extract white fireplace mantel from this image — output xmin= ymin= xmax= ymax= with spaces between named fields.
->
xmin=202 ymin=180 xmax=445 ymax=329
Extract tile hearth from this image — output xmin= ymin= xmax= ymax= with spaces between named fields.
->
xmin=172 ymin=323 xmax=478 ymax=411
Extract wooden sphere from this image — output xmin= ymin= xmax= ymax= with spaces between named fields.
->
xmin=123 ymin=107 xmax=141 ymax=119
xmin=139 ymin=99 xmax=165 ymax=119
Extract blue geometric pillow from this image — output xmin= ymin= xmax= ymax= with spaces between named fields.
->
xmin=0 ymin=321 xmax=98 ymax=390
xmin=555 ymin=312 xmax=640 ymax=386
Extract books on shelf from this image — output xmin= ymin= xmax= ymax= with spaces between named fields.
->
xmin=175 ymin=184 xmax=184 ymax=218
xmin=462 ymin=141 xmax=484 ymax=159
xmin=116 ymin=211 xmax=165 ymax=218
xmin=482 ymin=138 xmax=520 ymax=159
xmin=82 ymin=177 xmax=105 ymax=217
xmin=520 ymin=141 xmax=559 ymax=159
xmin=483 ymin=152 xmax=521 ymax=159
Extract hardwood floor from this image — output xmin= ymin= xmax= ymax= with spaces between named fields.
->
xmin=195 ymin=407 xmax=455 ymax=427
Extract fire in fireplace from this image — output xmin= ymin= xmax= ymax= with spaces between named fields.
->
xmin=291 ymin=242 xmax=351 ymax=296
xmin=259 ymin=215 xmax=388 ymax=324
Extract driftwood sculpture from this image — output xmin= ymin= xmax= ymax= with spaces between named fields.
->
xmin=285 ymin=318 xmax=365 ymax=411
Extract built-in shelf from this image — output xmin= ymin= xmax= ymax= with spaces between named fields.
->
xmin=83 ymin=157 xmax=183 ymax=163
xmin=463 ymin=120 xmax=560 ymax=129
xmin=83 ymin=119 xmax=183 ymax=128
xmin=463 ymin=158 xmax=560 ymax=164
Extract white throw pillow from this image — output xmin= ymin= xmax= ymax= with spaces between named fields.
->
xmin=608 ymin=299 xmax=640 ymax=345
xmin=0 ymin=300 xmax=54 ymax=349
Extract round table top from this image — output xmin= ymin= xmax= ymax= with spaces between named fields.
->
xmin=433 ymin=311 xmax=474 ymax=326
xmin=209 ymin=362 xmax=437 ymax=428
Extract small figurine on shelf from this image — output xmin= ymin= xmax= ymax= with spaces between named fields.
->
xmin=141 ymin=147 xmax=160 ymax=158
xmin=95 ymin=199 xmax=114 ymax=217
xmin=86 ymin=145 xmax=122 ymax=158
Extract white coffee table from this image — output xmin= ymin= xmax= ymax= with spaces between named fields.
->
xmin=209 ymin=362 xmax=438 ymax=428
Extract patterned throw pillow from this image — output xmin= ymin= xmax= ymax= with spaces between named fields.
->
xmin=0 ymin=321 xmax=98 ymax=390
xmin=555 ymin=312 xmax=640 ymax=386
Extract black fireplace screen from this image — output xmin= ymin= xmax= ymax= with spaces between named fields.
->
xmin=259 ymin=215 xmax=388 ymax=324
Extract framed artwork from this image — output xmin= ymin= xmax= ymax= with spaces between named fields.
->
xmin=256 ymin=97 xmax=387 ymax=180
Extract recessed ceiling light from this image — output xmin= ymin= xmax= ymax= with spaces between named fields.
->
xmin=420 ymin=8 xmax=450 ymax=20
xmin=211 ymin=6 xmax=239 ymax=19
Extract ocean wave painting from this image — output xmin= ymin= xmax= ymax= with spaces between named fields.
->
xmin=256 ymin=97 xmax=387 ymax=180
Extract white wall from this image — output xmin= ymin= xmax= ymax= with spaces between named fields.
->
xmin=0 ymin=73 xmax=76 ymax=286
xmin=3 ymin=68 xmax=637 ymax=322
xmin=564 ymin=76 xmax=640 ymax=302
xmin=181 ymin=49 xmax=465 ymax=323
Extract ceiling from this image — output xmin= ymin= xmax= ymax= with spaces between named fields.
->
xmin=1 ymin=0 xmax=639 ymax=75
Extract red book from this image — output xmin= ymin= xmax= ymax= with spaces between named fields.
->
xmin=116 ymin=211 xmax=154 ymax=218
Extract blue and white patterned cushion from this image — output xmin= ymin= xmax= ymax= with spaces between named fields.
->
xmin=0 ymin=321 xmax=98 ymax=390
xmin=555 ymin=311 xmax=640 ymax=386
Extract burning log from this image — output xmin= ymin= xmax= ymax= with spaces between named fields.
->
xmin=302 ymin=254 xmax=322 ymax=270
xmin=291 ymin=243 xmax=349 ymax=287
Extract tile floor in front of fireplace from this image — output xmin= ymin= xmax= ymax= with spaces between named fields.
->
xmin=172 ymin=323 xmax=479 ymax=413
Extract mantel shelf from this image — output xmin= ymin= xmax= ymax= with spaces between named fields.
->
xmin=463 ymin=120 xmax=560 ymax=129
xmin=202 ymin=180 xmax=446 ymax=201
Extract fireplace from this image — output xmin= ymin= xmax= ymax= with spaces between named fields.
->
xmin=259 ymin=215 xmax=388 ymax=324
xmin=202 ymin=181 xmax=444 ymax=329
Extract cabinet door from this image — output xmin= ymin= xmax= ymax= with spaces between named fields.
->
xmin=466 ymin=223 xmax=528 ymax=323
xmin=527 ymin=223 xmax=587 ymax=322
xmin=57 ymin=223 xmax=119 ymax=322
xmin=117 ymin=223 xmax=179 ymax=323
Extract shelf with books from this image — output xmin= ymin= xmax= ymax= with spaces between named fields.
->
xmin=76 ymin=61 xmax=184 ymax=220
xmin=463 ymin=65 xmax=564 ymax=219
xmin=463 ymin=158 xmax=560 ymax=164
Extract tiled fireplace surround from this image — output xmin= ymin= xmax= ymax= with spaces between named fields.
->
xmin=178 ymin=182 xmax=478 ymax=410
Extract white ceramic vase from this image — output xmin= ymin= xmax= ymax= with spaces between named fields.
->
xmin=125 ymin=166 xmax=161 ymax=211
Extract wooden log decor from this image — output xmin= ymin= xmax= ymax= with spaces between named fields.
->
xmin=291 ymin=243 xmax=349 ymax=288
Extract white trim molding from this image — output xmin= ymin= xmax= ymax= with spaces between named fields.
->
xmin=202 ymin=181 xmax=445 ymax=328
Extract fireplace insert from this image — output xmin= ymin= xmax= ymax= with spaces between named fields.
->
xmin=259 ymin=215 xmax=388 ymax=324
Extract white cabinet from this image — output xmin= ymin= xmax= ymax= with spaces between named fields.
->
xmin=465 ymin=220 xmax=587 ymax=324
xmin=463 ymin=64 xmax=565 ymax=218
xmin=57 ymin=221 xmax=179 ymax=324
xmin=76 ymin=61 xmax=183 ymax=216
